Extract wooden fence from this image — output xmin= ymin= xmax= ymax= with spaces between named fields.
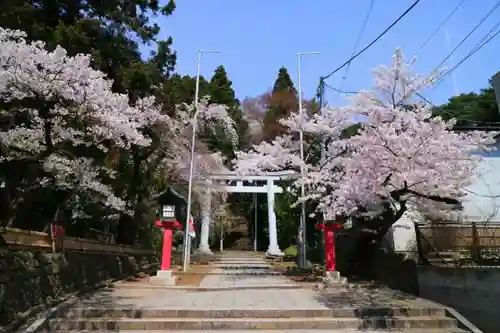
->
xmin=416 ymin=223 xmax=500 ymax=266
xmin=1 ymin=227 xmax=154 ymax=255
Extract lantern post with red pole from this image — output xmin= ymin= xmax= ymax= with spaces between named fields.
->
xmin=315 ymin=213 xmax=347 ymax=285
xmin=150 ymin=204 xmax=183 ymax=286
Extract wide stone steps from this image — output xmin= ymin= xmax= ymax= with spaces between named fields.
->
xmin=48 ymin=316 xmax=459 ymax=330
xmin=49 ymin=329 xmax=469 ymax=333
xmin=48 ymin=307 xmax=465 ymax=331
xmin=56 ymin=307 xmax=448 ymax=318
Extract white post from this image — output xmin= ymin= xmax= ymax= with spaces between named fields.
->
xmin=296 ymin=51 xmax=320 ymax=268
xmin=182 ymin=49 xmax=220 ymax=272
xmin=253 ymin=193 xmax=257 ymax=252
xmin=220 ymin=217 xmax=224 ymax=252
xmin=266 ymin=179 xmax=283 ymax=256
xmin=199 ymin=180 xmax=212 ymax=254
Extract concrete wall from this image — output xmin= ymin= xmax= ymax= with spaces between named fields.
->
xmin=0 ymin=228 xmax=159 ymax=329
xmin=417 ymin=266 xmax=500 ymax=333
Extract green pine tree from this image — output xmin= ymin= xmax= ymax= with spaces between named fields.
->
xmin=263 ymin=66 xmax=297 ymax=141
xmin=273 ymin=67 xmax=296 ymax=93
xmin=207 ymin=65 xmax=249 ymax=156
xmin=209 ymin=65 xmax=238 ymax=107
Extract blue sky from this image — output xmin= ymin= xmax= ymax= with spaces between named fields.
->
xmin=145 ymin=0 xmax=500 ymax=107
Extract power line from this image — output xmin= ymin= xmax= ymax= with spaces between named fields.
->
xmin=341 ymin=0 xmax=376 ymax=82
xmin=321 ymin=0 xmax=421 ymax=81
xmin=432 ymin=22 xmax=500 ymax=90
xmin=324 ymin=82 xmax=357 ymax=95
xmin=414 ymin=0 xmax=468 ymax=57
xmin=432 ymin=0 xmax=500 ymax=72
xmin=322 ymin=83 xmax=497 ymax=126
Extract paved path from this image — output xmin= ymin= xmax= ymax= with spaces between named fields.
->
xmin=76 ymin=251 xmax=438 ymax=310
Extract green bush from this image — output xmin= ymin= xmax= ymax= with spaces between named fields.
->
xmin=283 ymin=245 xmax=298 ymax=257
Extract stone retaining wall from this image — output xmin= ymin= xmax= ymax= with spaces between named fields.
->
xmin=0 ymin=228 xmax=159 ymax=328
xmin=417 ymin=265 xmax=500 ymax=333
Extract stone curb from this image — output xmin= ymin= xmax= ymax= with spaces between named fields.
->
xmin=175 ymin=271 xmax=286 ymax=276
xmin=444 ymin=307 xmax=483 ymax=333
xmin=111 ymin=284 xmax=315 ymax=291
xmin=56 ymin=307 xmax=448 ymax=319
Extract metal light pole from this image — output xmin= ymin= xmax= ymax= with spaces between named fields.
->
xmin=297 ymin=51 xmax=320 ymax=268
xmin=253 ymin=193 xmax=258 ymax=252
xmin=182 ymin=49 xmax=221 ymax=272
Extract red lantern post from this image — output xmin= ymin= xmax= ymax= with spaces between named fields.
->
xmin=155 ymin=220 xmax=182 ymax=270
xmin=150 ymin=203 xmax=184 ymax=286
xmin=315 ymin=222 xmax=343 ymax=272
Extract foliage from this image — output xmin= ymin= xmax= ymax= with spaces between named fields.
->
xmin=283 ymin=245 xmax=298 ymax=257
xmin=433 ymin=86 xmax=500 ymax=125
xmin=0 ymin=0 xmax=177 ymax=98
xmin=263 ymin=67 xmax=298 ymax=141
xmin=234 ymin=49 xmax=498 ymax=241
xmin=0 ymin=28 xmax=238 ymax=247
xmin=206 ymin=65 xmax=248 ymax=158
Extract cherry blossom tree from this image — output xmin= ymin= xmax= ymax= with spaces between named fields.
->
xmin=0 ymin=27 xmax=238 ymax=231
xmin=234 ymin=49 xmax=498 ymax=243
xmin=0 ymin=27 xmax=158 ymax=221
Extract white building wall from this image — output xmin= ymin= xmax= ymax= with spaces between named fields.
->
xmin=390 ymin=157 xmax=500 ymax=252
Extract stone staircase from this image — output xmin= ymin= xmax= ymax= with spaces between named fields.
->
xmin=41 ymin=251 xmax=474 ymax=332
xmin=48 ymin=307 xmax=468 ymax=331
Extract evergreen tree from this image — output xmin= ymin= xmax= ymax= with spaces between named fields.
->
xmin=209 ymin=65 xmax=238 ymax=107
xmin=263 ymin=67 xmax=298 ymax=141
xmin=432 ymin=85 xmax=500 ymax=126
xmin=0 ymin=0 xmax=177 ymax=99
xmin=207 ymin=65 xmax=249 ymax=156
xmin=273 ymin=67 xmax=296 ymax=93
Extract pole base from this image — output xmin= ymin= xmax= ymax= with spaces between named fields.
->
xmin=149 ymin=270 xmax=177 ymax=286
xmin=265 ymin=248 xmax=284 ymax=257
xmin=197 ymin=246 xmax=213 ymax=255
xmin=319 ymin=270 xmax=348 ymax=289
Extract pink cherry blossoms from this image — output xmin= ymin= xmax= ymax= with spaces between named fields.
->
xmin=234 ymin=49 xmax=498 ymax=221
xmin=0 ymin=27 xmax=237 ymax=215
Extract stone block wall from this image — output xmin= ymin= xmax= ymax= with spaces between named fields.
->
xmin=417 ymin=266 xmax=500 ymax=333
xmin=0 ymin=230 xmax=159 ymax=328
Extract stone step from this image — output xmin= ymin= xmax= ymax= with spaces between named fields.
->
xmin=57 ymin=307 xmax=447 ymax=319
xmin=216 ymin=261 xmax=269 ymax=264
xmin=209 ymin=269 xmax=284 ymax=276
xmin=49 ymin=329 xmax=469 ymax=333
xmin=211 ymin=264 xmax=271 ymax=269
xmin=113 ymin=284 xmax=311 ymax=291
xmin=49 ymin=316 xmax=458 ymax=330
xmin=217 ymin=257 xmax=265 ymax=261
xmin=173 ymin=270 xmax=284 ymax=276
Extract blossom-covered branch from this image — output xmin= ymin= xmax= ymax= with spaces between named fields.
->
xmin=234 ymin=48 xmax=498 ymax=224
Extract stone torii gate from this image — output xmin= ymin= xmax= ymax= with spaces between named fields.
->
xmin=197 ymin=170 xmax=297 ymax=256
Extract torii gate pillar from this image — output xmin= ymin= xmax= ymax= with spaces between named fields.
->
xmin=198 ymin=180 xmax=212 ymax=254
xmin=266 ymin=179 xmax=283 ymax=256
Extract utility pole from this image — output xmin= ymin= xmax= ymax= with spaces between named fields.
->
xmin=253 ymin=193 xmax=258 ymax=252
xmin=182 ymin=49 xmax=221 ymax=272
xmin=296 ymin=51 xmax=320 ymax=268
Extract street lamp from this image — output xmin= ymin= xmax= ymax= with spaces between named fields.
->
xmin=182 ymin=49 xmax=221 ymax=272
xmin=297 ymin=51 xmax=320 ymax=269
